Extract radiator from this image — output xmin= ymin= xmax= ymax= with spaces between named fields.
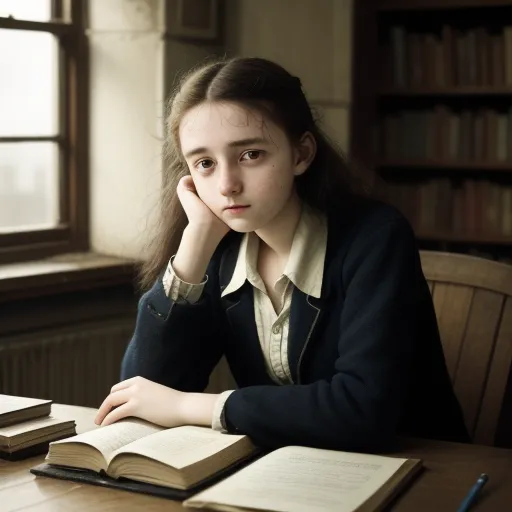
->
xmin=0 ymin=319 xmax=133 ymax=408
xmin=0 ymin=319 xmax=236 ymax=407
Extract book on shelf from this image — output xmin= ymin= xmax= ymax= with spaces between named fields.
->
xmin=31 ymin=417 xmax=423 ymax=509
xmin=183 ymin=445 xmax=422 ymax=512
xmin=385 ymin=179 xmax=512 ymax=238
xmin=383 ymin=24 xmax=512 ymax=89
xmin=380 ymin=106 xmax=512 ymax=162
xmin=0 ymin=394 xmax=52 ymax=427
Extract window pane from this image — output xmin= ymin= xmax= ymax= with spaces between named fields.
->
xmin=0 ymin=0 xmax=51 ymax=22
xmin=0 ymin=143 xmax=59 ymax=232
xmin=0 ymin=30 xmax=58 ymax=136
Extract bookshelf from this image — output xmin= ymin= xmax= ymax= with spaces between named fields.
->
xmin=350 ymin=0 xmax=512 ymax=262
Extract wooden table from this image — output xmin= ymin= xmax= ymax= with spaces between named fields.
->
xmin=1 ymin=404 xmax=511 ymax=511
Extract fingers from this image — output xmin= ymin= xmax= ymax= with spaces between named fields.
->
xmin=100 ymin=402 xmax=133 ymax=427
xmin=178 ymin=175 xmax=196 ymax=193
xmin=95 ymin=388 xmax=130 ymax=426
xmin=110 ymin=377 xmax=139 ymax=394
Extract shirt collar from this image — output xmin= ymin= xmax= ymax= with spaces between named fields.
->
xmin=283 ymin=205 xmax=327 ymax=298
xmin=221 ymin=204 xmax=328 ymax=299
xmin=221 ymin=231 xmax=257 ymax=297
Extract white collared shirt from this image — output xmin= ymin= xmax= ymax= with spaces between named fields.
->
xmin=162 ymin=204 xmax=328 ymax=431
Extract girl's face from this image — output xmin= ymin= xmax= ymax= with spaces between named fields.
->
xmin=179 ymin=101 xmax=312 ymax=233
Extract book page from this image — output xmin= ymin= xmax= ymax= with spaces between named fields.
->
xmin=0 ymin=395 xmax=51 ymax=415
xmin=108 ymin=425 xmax=251 ymax=468
xmin=185 ymin=446 xmax=408 ymax=512
xmin=51 ymin=418 xmax=163 ymax=460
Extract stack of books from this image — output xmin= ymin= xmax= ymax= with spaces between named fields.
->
xmin=0 ymin=394 xmax=76 ymax=460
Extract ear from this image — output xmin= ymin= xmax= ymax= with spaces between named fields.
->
xmin=293 ymin=131 xmax=317 ymax=176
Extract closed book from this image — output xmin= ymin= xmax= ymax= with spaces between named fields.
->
xmin=0 ymin=394 xmax=52 ymax=427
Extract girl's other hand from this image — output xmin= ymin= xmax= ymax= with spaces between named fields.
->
xmin=94 ymin=376 xmax=186 ymax=427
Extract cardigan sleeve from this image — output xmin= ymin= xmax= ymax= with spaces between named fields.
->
xmin=222 ymin=216 xmax=423 ymax=451
xmin=120 ymin=247 xmax=227 ymax=393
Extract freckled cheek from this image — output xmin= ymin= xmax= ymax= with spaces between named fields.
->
xmin=249 ymin=179 xmax=275 ymax=198
xmin=255 ymin=172 xmax=293 ymax=196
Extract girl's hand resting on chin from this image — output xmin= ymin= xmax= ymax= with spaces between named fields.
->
xmin=177 ymin=175 xmax=230 ymax=241
xmin=94 ymin=376 xmax=186 ymax=427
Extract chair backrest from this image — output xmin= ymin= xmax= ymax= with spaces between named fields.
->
xmin=420 ymin=250 xmax=512 ymax=446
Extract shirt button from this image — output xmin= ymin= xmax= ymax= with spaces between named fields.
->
xmin=272 ymin=325 xmax=281 ymax=334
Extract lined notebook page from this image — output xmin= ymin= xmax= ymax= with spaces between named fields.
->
xmin=185 ymin=446 xmax=408 ymax=512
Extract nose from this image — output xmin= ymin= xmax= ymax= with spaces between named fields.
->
xmin=217 ymin=164 xmax=242 ymax=197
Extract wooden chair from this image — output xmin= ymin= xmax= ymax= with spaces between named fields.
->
xmin=420 ymin=250 xmax=512 ymax=447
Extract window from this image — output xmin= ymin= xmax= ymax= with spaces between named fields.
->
xmin=0 ymin=0 xmax=88 ymax=264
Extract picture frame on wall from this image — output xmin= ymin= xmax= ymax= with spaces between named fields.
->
xmin=166 ymin=0 xmax=221 ymax=42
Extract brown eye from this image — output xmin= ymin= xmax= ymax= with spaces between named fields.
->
xmin=198 ymin=159 xmax=214 ymax=169
xmin=242 ymin=150 xmax=262 ymax=161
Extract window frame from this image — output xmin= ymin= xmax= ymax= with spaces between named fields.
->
xmin=0 ymin=0 xmax=89 ymax=265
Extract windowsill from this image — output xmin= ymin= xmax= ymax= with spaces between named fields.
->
xmin=0 ymin=252 xmax=138 ymax=302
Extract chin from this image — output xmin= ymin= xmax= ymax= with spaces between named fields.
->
xmin=225 ymin=219 xmax=262 ymax=234
xmin=227 ymin=225 xmax=256 ymax=234
xmin=223 ymin=209 xmax=277 ymax=234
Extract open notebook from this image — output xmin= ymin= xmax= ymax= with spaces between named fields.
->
xmin=184 ymin=445 xmax=422 ymax=512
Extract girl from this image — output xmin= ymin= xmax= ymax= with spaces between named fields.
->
xmin=95 ymin=57 xmax=469 ymax=451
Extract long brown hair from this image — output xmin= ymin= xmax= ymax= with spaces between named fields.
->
xmin=139 ymin=56 xmax=370 ymax=291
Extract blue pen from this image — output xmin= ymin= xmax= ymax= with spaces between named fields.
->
xmin=456 ymin=473 xmax=489 ymax=512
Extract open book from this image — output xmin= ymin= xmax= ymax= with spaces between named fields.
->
xmin=184 ymin=446 xmax=422 ymax=512
xmin=41 ymin=418 xmax=258 ymax=493
xmin=0 ymin=394 xmax=52 ymax=427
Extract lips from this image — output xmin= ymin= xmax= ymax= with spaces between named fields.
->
xmin=224 ymin=205 xmax=250 ymax=210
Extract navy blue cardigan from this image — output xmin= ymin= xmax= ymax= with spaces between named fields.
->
xmin=121 ymin=199 xmax=469 ymax=451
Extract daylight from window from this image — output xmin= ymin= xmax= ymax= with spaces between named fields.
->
xmin=0 ymin=0 xmax=59 ymax=232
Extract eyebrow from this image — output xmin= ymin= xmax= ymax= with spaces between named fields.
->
xmin=183 ymin=137 xmax=269 ymax=159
